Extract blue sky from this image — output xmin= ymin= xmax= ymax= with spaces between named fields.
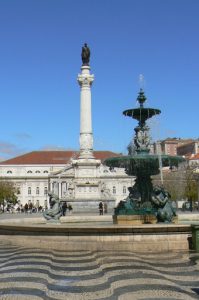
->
xmin=0 ymin=0 xmax=198 ymax=160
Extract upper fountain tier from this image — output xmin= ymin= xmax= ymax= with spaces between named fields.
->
xmin=104 ymin=88 xmax=185 ymax=175
xmin=123 ymin=89 xmax=161 ymax=126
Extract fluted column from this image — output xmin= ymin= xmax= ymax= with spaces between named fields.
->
xmin=77 ymin=65 xmax=94 ymax=159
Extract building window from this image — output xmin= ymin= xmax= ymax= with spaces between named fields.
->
xmin=113 ymin=186 xmax=116 ymax=194
xmin=44 ymin=187 xmax=48 ymax=195
xmin=7 ymin=170 xmax=12 ymax=174
xmin=28 ymin=187 xmax=31 ymax=195
xmin=43 ymin=170 xmax=48 ymax=173
xmin=27 ymin=170 xmax=32 ymax=174
xmin=36 ymin=187 xmax=40 ymax=195
xmin=35 ymin=170 xmax=40 ymax=173
xmin=123 ymin=186 xmax=127 ymax=194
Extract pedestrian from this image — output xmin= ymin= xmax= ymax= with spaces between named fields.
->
xmin=104 ymin=202 xmax=108 ymax=214
xmin=68 ymin=204 xmax=73 ymax=214
xmin=24 ymin=203 xmax=28 ymax=213
xmin=99 ymin=202 xmax=103 ymax=215
xmin=20 ymin=204 xmax=23 ymax=213
xmin=62 ymin=202 xmax=67 ymax=216
xmin=28 ymin=202 xmax=33 ymax=214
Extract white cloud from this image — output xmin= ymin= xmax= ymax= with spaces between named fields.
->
xmin=39 ymin=145 xmax=74 ymax=151
xmin=14 ymin=133 xmax=31 ymax=140
xmin=0 ymin=142 xmax=18 ymax=155
xmin=0 ymin=141 xmax=26 ymax=160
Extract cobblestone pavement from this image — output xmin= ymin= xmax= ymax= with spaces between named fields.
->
xmin=0 ymin=241 xmax=198 ymax=299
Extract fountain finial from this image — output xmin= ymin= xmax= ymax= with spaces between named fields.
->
xmin=137 ymin=89 xmax=147 ymax=108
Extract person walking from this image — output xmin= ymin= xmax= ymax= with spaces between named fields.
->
xmin=24 ymin=203 xmax=28 ymax=213
xmin=99 ymin=202 xmax=103 ymax=215
xmin=68 ymin=204 xmax=73 ymax=214
xmin=62 ymin=202 xmax=67 ymax=216
xmin=104 ymin=202 xmax=108 ymax=214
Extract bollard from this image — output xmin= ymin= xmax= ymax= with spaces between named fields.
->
xmin=191 ymin=225 xmax=199 ymax=252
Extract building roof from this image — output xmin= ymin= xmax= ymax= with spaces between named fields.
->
xmin=160 ymin=138 xmax=194 ymax=144
xmin=0 ymin=151 xmax=121 ymax=165
xmin=189 ymin=153 xmax=199 ymax=160
xmin=177 ymin=141 xmax=195 ymax=149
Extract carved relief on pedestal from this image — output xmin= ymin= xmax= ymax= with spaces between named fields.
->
xmin=65 ymin=180 xmax=75 ymax=199
xmin=76 ymin=168 xmax=95 ymax=177
xmin=100 ymin=182 xmax=111 ymax=199
xmin=74 ymin=176 xmax=100 ymax=199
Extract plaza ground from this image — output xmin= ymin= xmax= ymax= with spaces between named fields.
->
xmin=0 ymin=211 xmax=198 ymax=299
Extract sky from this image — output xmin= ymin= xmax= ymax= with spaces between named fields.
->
xmin=0 ymin=0 xmax=199 ymax=160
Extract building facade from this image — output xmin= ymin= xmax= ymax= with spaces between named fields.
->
xmin=177 ymin=140 xmax=199 ymax=158
xmin=0 ymin=151 xmax=133 ymax=212
xmin=151 ymin=138 xmax=198 ymax=157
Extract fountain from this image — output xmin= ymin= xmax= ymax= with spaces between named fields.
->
xmin=105 ymin=89 xmax=185 ymax=224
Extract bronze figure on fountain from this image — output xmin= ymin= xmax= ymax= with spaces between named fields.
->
xmin=43 ymin=193 xmax=62 ymax=222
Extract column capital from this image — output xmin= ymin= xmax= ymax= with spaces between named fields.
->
xmin=77 ymin=73 xmax=94 ymax=87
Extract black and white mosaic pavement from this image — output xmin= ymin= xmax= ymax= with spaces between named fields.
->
xmin=0 ymin=241 xmax=198 ymax=300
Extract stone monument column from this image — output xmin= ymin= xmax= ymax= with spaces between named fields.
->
xmin=77 ymin=43 xmax=94 ymax=159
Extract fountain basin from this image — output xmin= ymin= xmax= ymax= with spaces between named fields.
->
xmin=0 ymin=217 xmax=192 ymax=252
xmin=123 ymin=107 xmax=161 ymax=123
xmin=0 ymin=213 xmax=197 ymax=252
xmin=105 ymin=154 xmax=185 ymax=176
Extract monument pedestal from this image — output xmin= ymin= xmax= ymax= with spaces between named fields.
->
xmin=64 ymin=198 xmax=115 ymax=214
xmin=62 ymin=158 xmax=116 ymax=213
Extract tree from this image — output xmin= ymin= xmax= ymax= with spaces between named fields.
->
xmin=184 ymin=167 xmax=198 ymax=211
xmin=152 ymin=169 xmax=185 ymax=202
xmin=153 ymin=165 xmax=198 ymax=210
xmin=0 ymin=181 xmax=18 ymax=212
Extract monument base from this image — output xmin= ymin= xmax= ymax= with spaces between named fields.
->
xmin=63 ymin=198 xmax=115 ymax=214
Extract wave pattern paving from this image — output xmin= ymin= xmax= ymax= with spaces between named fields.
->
xmin=0 ymin=241 xmax=198 ymax=300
